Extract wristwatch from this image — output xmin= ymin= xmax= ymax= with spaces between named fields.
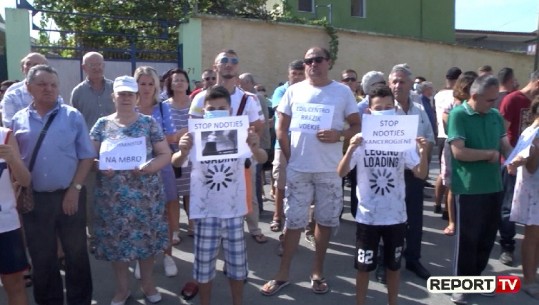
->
xmin=71 ymin=183 xmax=83 ymax=191
xmin=339 ymin=131 xmax=345 ymax=142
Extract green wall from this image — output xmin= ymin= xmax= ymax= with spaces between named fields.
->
xmin=282 ymin=0 xmax=455 ymax=43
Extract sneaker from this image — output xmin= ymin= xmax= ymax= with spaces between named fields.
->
xmin=434 ymin=205 xmax=442 ymax=214
xmin=450 ymin=293 xmax=468 ymax=304
xmin=305 ymin=233 xmax=315 ymax=247
xmin=134 ymin=261 xmax=141 ymax=280
xmin=163 ymin=255 xmax=178 ymax=277
xmin=499 ymin=251 xmax=514 ymax=266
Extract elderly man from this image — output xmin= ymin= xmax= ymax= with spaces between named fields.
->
xmin=389 ymin=64 xmax=435 ymax=280
xmin=357 ymin=71 xmax=386 ymax=116
xmin=11 ymin=65 xmax=95 ymax=305
xmin=190 ymin=69 xmax=217 ymax=99
xmin=261 ymin=47 xmax=360 ymax=296
xmin=416 ymin=81 xmax=436 ymax=137
xmin=447 ymin=75 xmax=513 ymax=304
xmin=1 ymin=53 xmax=50 ymax=127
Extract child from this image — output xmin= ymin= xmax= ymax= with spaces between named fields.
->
xmin=337 ymin=85 xmax=428 ymax=305
xmin=172 ymin=86 xmax=267 ymax=305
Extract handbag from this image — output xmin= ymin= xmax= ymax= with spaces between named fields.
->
xmin=15 ymin=112 xmax=57 ymax=213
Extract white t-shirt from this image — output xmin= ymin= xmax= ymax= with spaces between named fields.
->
xmin=0 ymin=128 xmax=20 ymax=233
xmin=434 ymin=90 xmax=453 ymax=138
xmin=189 ymin=87 xmax=264 ymax=123
xmin=189 ymin=157 xmax=249 ymax=219
xmin=277 ymin=80 xmax=358 ymax=172
xmin=351 ymin=144 xmax=419 ymax=225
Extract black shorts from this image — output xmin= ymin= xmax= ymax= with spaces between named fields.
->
xmin=0 ymin=228 xmax=29 ymax=274
xmin=354 ymin=222 xmax=406 ymax=272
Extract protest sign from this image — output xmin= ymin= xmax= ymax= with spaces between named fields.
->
xmin=188 ymin=116 xmax=251 ymax=162
xmin=504 ymin=126 xmax=539 ymax=166
xmin=289 ymin=103 xmax=335 ymax=134
xmin=99 ymin=136 xmax=147 ymax=170
xmin=362 ymin=114 xmax=418 ymax=152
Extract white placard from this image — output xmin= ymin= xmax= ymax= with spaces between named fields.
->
xmin=188 ymin=116 xmax=251 ymax=162
xmin=289 ymin=103 xmax=335 ymax=134
xmin=504 ymin=126 xmax=539 ymax=166
xmin=361 ymin=114 xmax=419 ymax=152
xmin=99 ymin=136 xmax=147 ymax=170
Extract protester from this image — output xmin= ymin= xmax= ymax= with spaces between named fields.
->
xmin=90 ymin=75 xmax=171 ymax=304
xmin=508 ymin=95 xmax=539 ymax=300
xmin=0 ymin=126 xmax=31 ymax=305
xmin=134 ymin=66 xmax=178 ymax=277
xmin=11 ymin=64 xmax=95 ymax=305
xmin=172 ymin=85 xmax=267 ymax=305
xmin=337 ymin=84 xmax=429 ymax=305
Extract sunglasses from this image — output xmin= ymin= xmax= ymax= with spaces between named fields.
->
xmin=204 ymin=77 xmax=217 ymax=81
xmin=218 ymin=57 xmax=239 ymax=65
xmin=303 ymin=56 xmax=328 ymax=65
xmin=342 ymin=77 xmax=357 ymax=82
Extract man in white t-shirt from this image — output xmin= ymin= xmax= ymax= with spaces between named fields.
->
xmin=337 ymin=84 xmax=429 ymax=305
xmin=261 ymin=46 xmax=360 ymax=296
xmin=189 ymin=49 xmax=267 ymax=243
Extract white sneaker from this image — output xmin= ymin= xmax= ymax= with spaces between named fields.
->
xmin=163 ymin=255 xmax=178 ymax=277
xmin=134 ymin=261 xmax=141 ymax=280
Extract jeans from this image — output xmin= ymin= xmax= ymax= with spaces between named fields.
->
xmin=255 ymin=163 xmax=264 ymax=212
xmin=403 ymin=170 xmax=424 ymax=262
xmin=23 ymin=190 xmax=92 ymax=305
xmin=499 ymin=168 xmax=516 ymax=252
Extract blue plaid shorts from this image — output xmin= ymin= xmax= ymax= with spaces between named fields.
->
xmin=193 ymin=217 xmax=247 ymax=283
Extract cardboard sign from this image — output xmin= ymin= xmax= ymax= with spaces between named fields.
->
xmin=362 ymin=114 xmax=419 ymax=152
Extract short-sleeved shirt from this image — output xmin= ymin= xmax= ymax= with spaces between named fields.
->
xmin=70 ymin=78 xmax=115 ymax=129
xmin=499 ymin=90 xmax=531 ymax=147
xmin=189 ymin=87 xmax=264 ymax=123
xmin=395 ymin=99 xmax=435 ymax=144
xmin=270 ymin=82 xmax=290 ymax=149
xmin=447 ymin=102 xmax=506 ymax=195
xmin=11 ymin=103 xmax=96 ymax=192
xmin=277 ymin=80 xmax=359 ymax=173
xmin=351 ymin=143 xmax=419 ymax=225
xmin=138 ymin=102 xmax=176 ymax=136
xmin=434 ymin=90 xmax=454 ymax=138
xmin=0 ymin=127 xmax=20 ymax=233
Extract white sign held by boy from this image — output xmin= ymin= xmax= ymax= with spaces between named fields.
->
xmin=362 ymin=114 xmax=418 ymax=152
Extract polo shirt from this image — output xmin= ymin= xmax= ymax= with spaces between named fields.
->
xmin=447 ymin=102 xmax=505 ymax=195
xmin=69 ymin=78 xmax=115 ymax=129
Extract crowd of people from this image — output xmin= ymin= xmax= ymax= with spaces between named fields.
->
xmin=0 ymin=47 xmax=538 ymax=305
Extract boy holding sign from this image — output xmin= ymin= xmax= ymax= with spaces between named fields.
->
xmin=337 ymin=85 xmax=429 ymax=305
xmin=172 ymin=86 xmax=267 ymax=305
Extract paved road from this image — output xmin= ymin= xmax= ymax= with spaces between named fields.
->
xmin=1 ymin=166 xmax=536 ymax=305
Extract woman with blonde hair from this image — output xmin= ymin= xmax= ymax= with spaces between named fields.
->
xmin=134 ymin=66 xmax=179 ymax=278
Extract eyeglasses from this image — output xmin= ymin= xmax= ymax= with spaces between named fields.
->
xmin=342 ymin=77 xmax=357 ymax=82
xmin=218 ymin=57 xmax=239 ymax=65
xmin=204 ymin=76 xmax=217 ymax=81
xmin=303 ymin=57 xmax=328 ymax=65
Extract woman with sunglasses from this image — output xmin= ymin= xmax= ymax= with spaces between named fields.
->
xmin=0 ymin=126 xmax=31 ymax=305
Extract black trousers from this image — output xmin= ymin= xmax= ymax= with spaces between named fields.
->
xmin=23 ymin=189 xmax=92 ymax=305
xmin=403 ymin=170 xmax=424 ymax=262
xmin=453 ymin=192 xmax=502 ymax=276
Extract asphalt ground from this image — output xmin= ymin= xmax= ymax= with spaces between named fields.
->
xmin=1 ymin=160 xmax=537 ymax=305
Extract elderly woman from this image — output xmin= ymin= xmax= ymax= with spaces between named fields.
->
xmin=90 ymin=76 xmax=171 ymax=304
xmin=508 ymin=96 xmax=539 ymax=300
xmin=133 ymin=66 xmax=179 ymax=278
xmin=0 ymin=126 xmax=31 ymax=305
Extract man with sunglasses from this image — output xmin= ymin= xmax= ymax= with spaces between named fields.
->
xmin=341 ymin=69 xmax=360 ymax=100
xmin=261 ymin=47 xmax=359 ymax=296
xmin=190 ymin=69 xmax=217 ymax=99
xmin=447 ymin=75 xmax=513 ymax=304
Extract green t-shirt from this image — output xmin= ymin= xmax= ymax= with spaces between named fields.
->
xmin=447 ymin=102 xmax=505 ymax=195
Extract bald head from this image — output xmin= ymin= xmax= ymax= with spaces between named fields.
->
xmin=239 ymin=73 xmax=256 ymax=93
xmin=21 ymin=53 xmax=48 ymax=76
xmin=82 ymin=52 xmax=105 ymax=80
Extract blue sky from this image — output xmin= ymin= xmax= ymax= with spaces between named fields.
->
xmin=1 ymin=0 xmax=539 ymax=33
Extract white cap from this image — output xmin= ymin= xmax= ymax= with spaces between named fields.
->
xmin=113 ymin=75 xmax=138 ymax=93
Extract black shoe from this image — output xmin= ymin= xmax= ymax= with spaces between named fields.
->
xmin=499 ymin=251 xmax=514 ymax=266
xmin=406 ymin=261 xmax=431 ymax=280
xmin=434 ymin=205 xmax=442 ymax=214
xmin=442 ymin=211 xmax=449 ymax=220
xmin=375 ymin=265 xmax=386 ymax=284
xmin=424 ymin=181 xmax=434 ymax=188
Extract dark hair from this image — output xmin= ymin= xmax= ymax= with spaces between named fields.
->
xmin=204 ymin=85 xmax=231 ymax=106
xmin=531 ymin=95 xmax=539 ymax=116
xmin=165 ymin=68 xmax=191 ymax=97
xmin=368 ymin=84 xmax=394 ymax=107
xmin=453 ymin=72 xmax=478 ymax=102
xmin=1 ymin=80 xmax=18 ymax=89
xmin=478 ymin=65 xmax=492 ymax=73
xmin=308 ymin=47 xmax=331 ymax=59
xmin=341 ymin=69 xmax=357 ymax=76
xmin=289 ymin=60 xmax=305 ymax=71
xmin=497 ymin=67 xmax=514 ymax=85
xmin=27 ymin=65 xmax=58 ymax=84
xmin=415 ymin=76 xmax=426 ymax=82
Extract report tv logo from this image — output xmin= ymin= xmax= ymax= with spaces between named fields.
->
xmin=427 ymin=276 xmax=521 ymax=294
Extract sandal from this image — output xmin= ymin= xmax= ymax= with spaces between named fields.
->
xmin=443 ymin=225 xmax=455 ymax=236
xmin=260 ymin=280 xmax=290 ymax=296
xmin=252 ymin=234 xmax=268 ymax=244
xmin=187 ymin=228 xmax=194 ymax=237
xmin=523 ymin=283 xmax=539 ymax=299
xmin=270 ymin=219 xmax=282 ymax=232
xmin=180 ymin=281 xmax=199 ymax=300
xmin=310 ymin=277 xmax=329 ymax=294
xmin=172 ymin=235 xmax=182 ymax=246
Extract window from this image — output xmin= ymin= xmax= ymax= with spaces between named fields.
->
xmin=351 ymin=0 xmax=366 ymax=17
xmin=298 ymin=0 xmax=313 ymax=12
